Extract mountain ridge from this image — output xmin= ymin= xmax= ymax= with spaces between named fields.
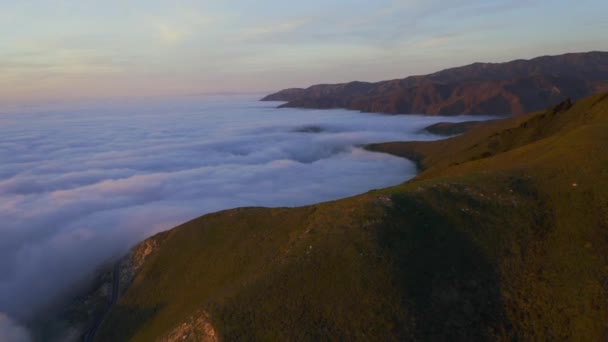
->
xmin=87 ymin=92 xmax=608 ymax=340
xmin=263 ymin=51 xmax=608 ymax=115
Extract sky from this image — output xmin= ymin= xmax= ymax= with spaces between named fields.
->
xmin=1 ymin=0 xmax=607 ymax=103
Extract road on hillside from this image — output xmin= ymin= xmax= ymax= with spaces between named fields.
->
xmin=82 ymin=263 xmax=120 ymax=342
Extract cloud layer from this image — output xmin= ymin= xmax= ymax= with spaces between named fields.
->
xmin=0 ymin=314 xmax=31 ymax=342
xmin=0 ymin=96 xmax=488 ymax=324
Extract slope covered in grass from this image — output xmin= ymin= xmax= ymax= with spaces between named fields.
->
xmin=423 ymin=120 xmax=487 ymax=136
xmin=98 ymin=93 xmax=608 ymax=341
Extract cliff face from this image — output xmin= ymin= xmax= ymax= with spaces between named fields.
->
xmin=262 ymin=51 xmax=608 ymax=115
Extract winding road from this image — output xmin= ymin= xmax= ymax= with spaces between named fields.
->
xmin=82 ymin=262 xmax=120 ymax=342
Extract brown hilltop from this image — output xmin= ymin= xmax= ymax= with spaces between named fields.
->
xmin=262 ymin=51 xmax=608 ymax=115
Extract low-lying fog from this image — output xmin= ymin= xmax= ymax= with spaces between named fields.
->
xmin=0 ymin=95 xmax=491 ymax=332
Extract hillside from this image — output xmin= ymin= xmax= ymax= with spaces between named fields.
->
xmin=423 ymin=121 xmax=487 ymax=136
xmin=96 ymin=93 xmax=608 ymax=341
xmin=262 ymin=52 xmax=608 ymax=115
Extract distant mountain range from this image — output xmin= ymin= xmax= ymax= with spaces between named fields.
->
xmin=263 ymin=51 xmax=608 ymax=115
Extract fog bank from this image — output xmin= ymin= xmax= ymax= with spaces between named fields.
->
xmin=0 ymin=96 xmax=491 ymax=323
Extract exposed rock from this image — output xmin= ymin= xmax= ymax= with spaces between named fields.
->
xmin=31 ymin=235 xmax=165 ymax=341
xmin=373 ymin=195 xmax=394 ymax=208
xmin=159 ymin=310 xmax=218 ymax=342
xmin=119 ymin=238 xmax=161 ymax=293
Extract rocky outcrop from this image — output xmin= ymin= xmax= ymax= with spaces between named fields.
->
xmin=159 ymin=310 xmax=218 ymax=342
xmin=118 ymin=238 xmax=162 ymax=294
xmin=262 ymin=51 xmax=608 ymax=116
xmin=31 ymin=234 xmax=166 ymax=341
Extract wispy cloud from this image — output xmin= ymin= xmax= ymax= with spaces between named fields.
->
xmin=152 ymin=9 xmax=223 ymax=45
xmin=158 ymin=24 xmax=190 ymax=44
xmin=0 ymin=40 xmax=127 ymax=83
xmin=417 ymin=35 xmax=452 ymax=48
xmin=236 ymin=18 xmax=311 ymax=41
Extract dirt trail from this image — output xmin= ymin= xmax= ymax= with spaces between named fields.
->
xmin=82 ymin=263 xmax=120 ymax=342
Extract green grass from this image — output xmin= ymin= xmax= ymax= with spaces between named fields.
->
xmin=98 ymin=93 xmax=608 ymax=341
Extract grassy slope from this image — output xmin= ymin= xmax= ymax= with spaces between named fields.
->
xmin=423 ymin=120 xmax=487 ymax=136
xmin=98 ymin=93 xmax=608 ymax=341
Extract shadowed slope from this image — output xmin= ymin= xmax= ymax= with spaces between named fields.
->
xmin=423 ymin=121 xmax=487 ymax=136
xmin=98 ymin=93 xmax=608 ymax=341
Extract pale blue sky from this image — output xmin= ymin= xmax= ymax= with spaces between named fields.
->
xmin=1 ymin=0 xmax=607 ymax=102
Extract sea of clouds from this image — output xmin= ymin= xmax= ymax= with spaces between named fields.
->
xmin=0 ymin=95 xmax=490 ymax=334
